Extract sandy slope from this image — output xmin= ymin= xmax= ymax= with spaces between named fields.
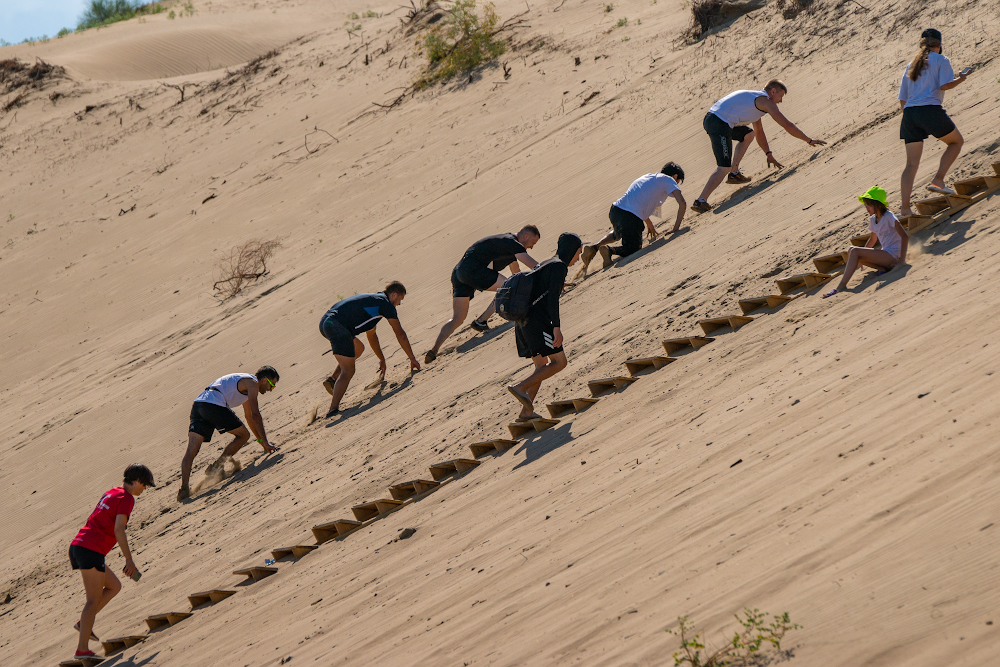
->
xmin=1 ymin=0 xmax=999 ymax=664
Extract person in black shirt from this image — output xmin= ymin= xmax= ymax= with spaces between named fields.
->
xmin=319 ymin=281 xmax=420 ymax=418
xmin=425 ymin=225 xmax=540 ymax=363
xmin=507 ymin=233 xmax=583 ymax=421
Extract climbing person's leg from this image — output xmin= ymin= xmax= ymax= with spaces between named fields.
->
xmin=932 ymin=127 xmax=963 ymax=190
xmin=900 ymin=141 xmax=923 ymax=217
xmin=328 ymin=344 xmax=361 ymax=416
xmin=728 ymin=126 xmax=755 ymax=182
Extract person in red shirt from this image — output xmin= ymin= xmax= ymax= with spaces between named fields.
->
xmin=69 ymin=463 xmax=155 ymax=660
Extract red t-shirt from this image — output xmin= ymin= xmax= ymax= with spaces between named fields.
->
xmin=71 ymin=487 xmax=135 ymax=555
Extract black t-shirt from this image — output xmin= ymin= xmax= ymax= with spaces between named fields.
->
xmin=323 ymin=293 xmax=399 ymax=334
xmin=527 ymin=259 xmax=568 ymax=327
xmin=461 ymin=233 xmax=526 ymax=271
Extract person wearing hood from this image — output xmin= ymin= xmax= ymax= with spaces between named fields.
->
xmin=507 ymin=233 xmax=583 ymax=421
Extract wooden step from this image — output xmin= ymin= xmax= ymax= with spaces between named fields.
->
xmin=144 ymin=611 xmax=192 ymax=631
xmin=738 ymin=294 xmax=793 ymax=316
xmin=953 ymin=175 xmax=1000 ymax=197
xmin=100 ymin=635 xmax=146 ymax=656
xmin=428 ymin=458 xmax=481 ymax=481
xmin=311 ymin=518 xmax=362 ymax=544
xmin=850 ymin=233 xmax=875 ymax=247
xmin=775 ymin=273 xmax=833 ymax=295
xmin=187 ymin=589 xmax=236 ymax=608
xmin=468 ymin=439 xmax=518 ymax=458
xmin=587 ymin=376 xmax=638 ymax=397
xmin=233 ymin=566 xmax=277 ymax=583
xmin=900 ymin=215 xmax=935 ymax=233
xmin=662 ymin=336 xmax=714 ymax=355
xmin=813 ymin=252 xmax=848 ymax=274
xmin=545 ymin=397 xmax=599 ymax=419
xmin=389 ymin=478 xmax=441 ymax=499
xmin=351 ymin=498 xmax=407 ymax=521
xmin=270 ymin=545 xmax=318 ymax=561
xmin=698 ymin=315 xmax=753 ymax=335
xmin=624 ymin=356 xmax=675 ymax=376
xmin=508 ymin=417 xmax=560 ymax=439
xmin=993 ymin=162 xmax=1000 ymax=176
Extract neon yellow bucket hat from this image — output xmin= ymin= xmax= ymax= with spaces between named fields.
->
xmin=858 ymin=186 xmax=888 ymax=206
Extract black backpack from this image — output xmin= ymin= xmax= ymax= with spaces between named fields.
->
xmin=494 ymin=259 xmax=561 ymax=323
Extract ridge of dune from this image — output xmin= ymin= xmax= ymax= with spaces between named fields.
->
xmin=1 ymin=0 xmax=999 ymax=665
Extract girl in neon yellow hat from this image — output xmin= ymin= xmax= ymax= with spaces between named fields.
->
xmin=823 ymin=186 xmax=908 ymax=298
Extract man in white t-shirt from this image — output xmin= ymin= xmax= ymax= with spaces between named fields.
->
xmin=691 ymin=80 xmax=825 ymax=212
xmin=580 ymin=162 xmax=686 ymax=270
xmin=177 ymin=366 xmax=279 ymax=501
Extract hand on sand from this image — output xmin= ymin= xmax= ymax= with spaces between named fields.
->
xmin=262 ymin=442 xmax=277 ymax=454
xmin=807 ymin=138 xmax=827 ymax=146
xmin=410 ymin=357 xmax=421 ymax=372
xmin=767 ymin=154 xmax=784 ymax=169
xmin=646 ymin=229 xmax=659 ymax=242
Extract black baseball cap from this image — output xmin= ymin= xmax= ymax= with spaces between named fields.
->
xmin=921 ymin=28 xmax=942 ymax=42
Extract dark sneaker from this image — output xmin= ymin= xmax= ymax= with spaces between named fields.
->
xmin=726 ymin=171 xmax=751 ymax=184
xmin=599 ymin=246 xmax=613 ymax=268
xmin=325 ymin=408 xmax=340 ymax=419
xmin=176 ymin=485 xmax=190 ymax=502
xmin=470 ymin=319 xmax=489 ymax=333
xmin=691 ymin=199 xmax=712 ymax=213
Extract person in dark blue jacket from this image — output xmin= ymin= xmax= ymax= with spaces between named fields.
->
xmin=319 ymin=282 xmax=419 ymax=418
xmin=507 ymin=233 xmax=583 ymax=421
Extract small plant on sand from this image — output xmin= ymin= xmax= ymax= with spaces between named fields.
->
xmin=213 ymin=238 xmax=282 ymax=299
xmin=685 ymin=0 xmax=766 ymax=41
xmin=77 ymin=1 xmax=169 ymax=31
xmin=616 ymin=16 xmax=628 ymax=26
xmin=604 ymin=3 xmax=614 ymax=11
xmin=415 ymin=0 xmax=506 ymax=88
xmin=57 ymin=27 xmax=73 ymax=37
xmin=668 ymin=609 xmax=800 ymax=667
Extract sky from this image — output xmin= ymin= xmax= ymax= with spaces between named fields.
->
xmin=0 ymin=0 xmax=89 ymax=44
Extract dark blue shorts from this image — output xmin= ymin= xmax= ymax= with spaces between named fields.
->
xmin=69 ymin=544 xmax=106 ymax=572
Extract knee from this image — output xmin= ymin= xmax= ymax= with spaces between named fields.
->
xmin=106 ymin=577 xmax=122 ymax=595
xmin=341 ymin=365 xmax=356 ymax=380
xmin=551 ymin=357 xmax=568 ymax=372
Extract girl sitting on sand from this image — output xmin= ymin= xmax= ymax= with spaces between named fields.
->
xmin=823 ymin=186 xmax=908 ymax=299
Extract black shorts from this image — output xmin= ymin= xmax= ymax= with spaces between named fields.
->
xmin=69 ymin=544 xmax=106 ymax=572
xmin=704 ymin=112 xmax=753 ymax=168
xmin=900 ymin=105 xmax=955 ymax=144
xmin=451 ymin=261 xmax=499 ymax=299
xmin=608 ymin=205 xmax=644 ymax=258
xmin=320 ymin=315 xmax=357 ymax=358
xmin=515 ymin=312 xmax=563 ymax=359
xmin=189 ymin=401 xmax=244 ymax=442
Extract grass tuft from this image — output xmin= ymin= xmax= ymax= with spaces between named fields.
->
xmin=668 ymin=609 xmax=801 ymax=667
xmin=415 ymin=0 xmax=506 ymax=89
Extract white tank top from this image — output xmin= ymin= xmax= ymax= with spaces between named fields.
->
xmin=709 ymin=90 xmax=768 ymax=128
xmin=194 ymin=373 xmax=256 ymax=409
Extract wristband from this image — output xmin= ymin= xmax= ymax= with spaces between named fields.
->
xmin=257 ymin=438 xmax=263 ymax=444
xmin=766 ymin=151 xmax=773 ymax=155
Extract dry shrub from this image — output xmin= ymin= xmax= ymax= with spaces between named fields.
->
xmin=213 ymin=238 xmax=282 ymax=299
xmin=776 ymin=0 xmax=812 ymax=19
xmin=0 ymin=58 xmax=66 ymax=94
xmin=686 ymin=0 xmax=766 ymax=40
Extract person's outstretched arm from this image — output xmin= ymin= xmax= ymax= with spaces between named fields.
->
xmin=242 ymin=384 xmax=275 ymax=453
xmin=114 ymin=514 xmax=137 ymax=578
xmin=752 ymin=119 xmax=783 ymax=169
xmin=669 ymin=190 xmax=686 ymax=232
xmin=758 ymin=97 xmax=825 ymax=146
xmin=515 ymin=252 xmax=538 ymax=269
xmin=893 ymin=219 xmax=909 ymax=264
xmin=366 ymin=328 xmax=386 ymax=374
xmin=940 ymin=70 xmax=968 ymax=91
xmin=644 ymin=217 xmax=658 ymax=241
xmin=387 ymin=319 xmax=420 ymax=371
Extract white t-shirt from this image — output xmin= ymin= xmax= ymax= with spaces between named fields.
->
xmin=195 ymin=373 xmax=256 ymax=409
xmin=709 ymin=90 xmax=768 ymax=128
xmin=869 ymin=211 xmax=903 ymax=260
xmin=613 ymin=173 xmax=680 ymax=221
xmin=898 ymin=52 xmax=954 ymax=108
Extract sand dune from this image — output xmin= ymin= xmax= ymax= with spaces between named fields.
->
xmin=1 ymin=0 xmax=999 ymax=665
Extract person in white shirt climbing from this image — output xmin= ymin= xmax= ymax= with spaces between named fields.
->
xmin=823 ymin=186 xmax=908 ymax=299
xmin=898 ymin=28 xmax=969 ymax=217
xmin=691 ymin=80 xmax=825 ymax=213
xmin=177 ymin=366 xmax=279 ymax=501
xmin=579 ymin=162 xmax=686 ymax=271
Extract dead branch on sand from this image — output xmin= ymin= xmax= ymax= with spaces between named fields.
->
xmin=213 ymin=238 xmax=282 ymax=299
xmin=160 ymin=81 xmax=201 ymax=103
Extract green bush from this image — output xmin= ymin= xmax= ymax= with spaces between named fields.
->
xmin=57 ymin=27 xmax=73 ymax=37
xmin=668 ymin=609 xmax=800 ymax=667
xmin=417 ymin=0 xmax=505 ymax=88
xmin=77 ymin=1 xmax=169 ymax=30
